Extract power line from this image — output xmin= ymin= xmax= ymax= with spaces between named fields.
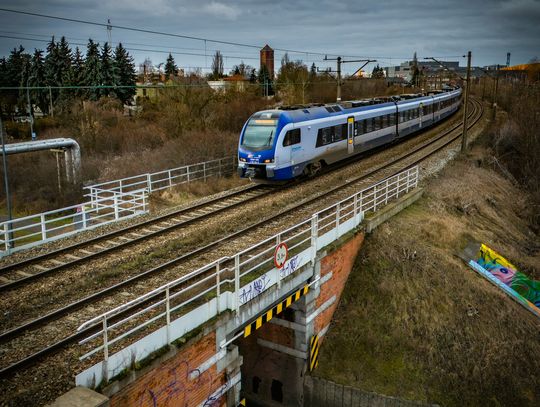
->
xmin=0 ymin=7 xmax=375 ymax=59
xmin=0 ymin=34 xmax=259 ymax=61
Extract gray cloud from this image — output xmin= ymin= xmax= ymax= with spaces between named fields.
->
xmin=0 ymin=0 xmax=538 ymax=73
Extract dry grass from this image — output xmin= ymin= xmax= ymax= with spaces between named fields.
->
xmin=315 ymin=137 xmax=540 ymax=406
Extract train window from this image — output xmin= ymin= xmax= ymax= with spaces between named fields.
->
xmin=363 ymin=119 xmax=367 ymax=134
xmin=381 ymin=115 xmax=387 ymax=128
xmin=316 ymin=127 xmax=333 ymax=147
xmin=283 ymin=129 xmax=301 ymax=146
xmin=389 ymin=114 xmax=395 ymax=126
xmin=366 ymin=118 xmax=373 ymax=132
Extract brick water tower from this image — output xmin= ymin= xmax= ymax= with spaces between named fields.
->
xmin=260 ymin=44 xmax=274 ymax=79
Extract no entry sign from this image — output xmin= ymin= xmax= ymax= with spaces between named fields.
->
xmin=274 ymin=242 xmax=289 ymax=269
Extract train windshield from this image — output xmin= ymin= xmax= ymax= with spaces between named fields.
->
xmin=242 ymin=118 xmax=278 ymax=149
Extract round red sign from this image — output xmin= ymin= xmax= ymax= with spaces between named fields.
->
xmin=274 ymin=243 xmax=289 ymax=269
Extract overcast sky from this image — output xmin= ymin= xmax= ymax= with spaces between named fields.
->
xmin=0 ymin=0 xmax=539 ymax=74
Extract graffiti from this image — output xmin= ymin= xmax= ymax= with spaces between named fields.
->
xmin=476 ymin=244 xmax=540 ymax=309
xmin=239 ymin=273 xmax=271 ymax=305
xmin=136 ymin=359 xmax=214 ymax=407
xmin=280 ymin=254 xmax=301 ymax=279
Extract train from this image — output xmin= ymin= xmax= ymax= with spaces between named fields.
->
xmin=237 ymin=87 xmax=462 ymax=181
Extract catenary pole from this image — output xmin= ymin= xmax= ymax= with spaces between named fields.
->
xmin=461 ymin=51 xmax=472 ymax=152
xmin=0 ymin=117 xmax=13 ymax=249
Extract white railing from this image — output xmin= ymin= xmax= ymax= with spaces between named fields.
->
xmin=84 ymin=156 xmax=237 ymax=205
xmin=76 ymin=166 xmax=419 ymax=379
xmin=0 ymin=190 xmax=147 ymax=256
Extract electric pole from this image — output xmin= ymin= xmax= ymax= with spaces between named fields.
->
xmin=461 ymin=51 xmax=472 ymax=153
xmin=321 ymin=56 xmax=376 ymax=102
xmin=0 ymin=117 xmax=13 ymax=249
xmin=492 ymin=64 xmax=499 ymax=120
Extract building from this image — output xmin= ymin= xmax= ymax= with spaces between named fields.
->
xmin=260 ymin=44 xmax=274 ymax=79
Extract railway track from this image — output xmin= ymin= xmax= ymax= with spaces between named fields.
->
xmin=0 ymin=98 xmax=484 ymax=383
xmin=0 ymin=184 xmax=275 ymax=290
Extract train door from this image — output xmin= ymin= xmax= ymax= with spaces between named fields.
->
xmin=347 ymin=116 xmax=354 ymax=154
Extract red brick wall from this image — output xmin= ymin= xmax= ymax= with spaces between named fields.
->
xmin=257 ymin=318 xmax=294 ymax=348
xmin=110 ymin=331 xmax=227 ymax=407
xmin=315 ymin=233 xmax=364 ymax=333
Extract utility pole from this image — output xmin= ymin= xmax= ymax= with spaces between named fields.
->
xmin=424 ymin=54 xmax=470 ymax=152
xmin=321 ymin=56 xmax=376 ymax=102
xmin=48 ymin=86 xmax=54 ymax=117
xmin=461 ymin=51 xmax=472 ymax=153
xmin=492 ymin=64 xmax=499 ymax=120
xmin=0 ymin=117 xmax=13 ymax=249
xmin=26 ymin=77 xmax=35 ymax=140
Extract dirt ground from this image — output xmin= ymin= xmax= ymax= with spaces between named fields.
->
xmin=315 ymin=121 xmax=540 ymax=406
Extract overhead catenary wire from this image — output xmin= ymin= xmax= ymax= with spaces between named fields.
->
xmin=0 ymin=8 xmax=369 ymax=59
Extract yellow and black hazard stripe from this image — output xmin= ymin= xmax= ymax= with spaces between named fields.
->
xmin=237 ymin=398 xmax=246 ymax=406
xmin=309 ymin=334 xmax=320 ymax=371
xmin=243 ymin=284 xmax=309 ymax=338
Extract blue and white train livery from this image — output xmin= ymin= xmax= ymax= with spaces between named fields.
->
xmin=237 ymin=87 xmax=462 ymax=181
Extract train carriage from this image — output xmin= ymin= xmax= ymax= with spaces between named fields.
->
xmin=238 ymin=87 xmax=462 ymax=181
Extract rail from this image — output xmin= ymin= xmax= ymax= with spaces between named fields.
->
xmin=0 ymin=190 xmax=147 ymax=256
xmin=84 ymin=156 xmax=237 ymax=205
xmin=77 ymin=166 xmax=419 ymax=380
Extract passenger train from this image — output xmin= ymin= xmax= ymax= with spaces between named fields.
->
xmin=237 ymin=87 xmax=462 ymax=181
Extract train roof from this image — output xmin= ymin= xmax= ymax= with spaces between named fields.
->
xmin=256 ymin=87 xmax=461 ymax=124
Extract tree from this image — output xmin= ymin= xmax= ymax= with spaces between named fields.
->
xmin=310 ymin=63 xmax=317 ymax=78
xmin=28 ymin=49 xmax=48 ymax=114
xmin=100 ymin=42 xmax=114 ymax=97
xmin=210 ymin=50 xmax=224 ymax=80
xmin=71 ymin=47 xmax=85 ymax=98
xmin=258 ymin=64 xmax=272 ymax=96
xmin=164 ymin=53 xmax=178 ymax=78
xmin=113 ymin=43 xmax=137 ymax=104
xmin=3 ymin=46 xmax=30 ymax=112
xmin=277 ymin=58 xmax=309 ymax=104
xmin=371 ymin=64 xmax=385 ymax=79
xmin=84 ymin=39 xmax=101 ymax=100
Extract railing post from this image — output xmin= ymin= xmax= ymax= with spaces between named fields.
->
xmin=187 ymin=167 xmax=191 ymax=183
xmin=3 ymin=222 xmax=10 ymax=251
xmin=114 ymin=194 xmax=119 ymax=220
xmin=40 ymin=214 xmax=47 ymax=241
xmin=142 ymin=191 xmax=147 ymax=213
xmin=385 ymin=179 xmax=389 ymax=205
xmin=234 ymin=254 xmax=240 ymax=313
xmin=102 ymin=317 xmax=109 ymax=383
xmin=165 ymin=286 xmax=171 ymax=344
xmin=203 ymin=162 xmax=207 ymax=181
xmin=374 ymin=185 xmax=378 ymax=212
xmin=147 ymin=173 xmax=152 ymax=193
xmin=168 ymin=170 xmax=172 ymax=188
xmin=216 ymin=262 xmax=221 ymax=314
xmin=359 ymin=190 xmax=363 ymax=213
xmin=335 ymin=203 xmax=340 ymax=239
xmin=119 ymin=179 xmax=123 ymax=195
xmin=311 ymin=214 xmax=318 ymax=263
xmin=82 ymin=205 xmax=88 ymax=229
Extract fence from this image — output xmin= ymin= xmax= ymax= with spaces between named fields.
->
xmin=84 ymin=156 xmax=237 ymax=205
xmin=0 ymin=190 xmax=147 ymax=256
xmin=77 ymin=166 xmax=419 ymax=381
xmin=304 ymin=376 xmax=438 ymax=407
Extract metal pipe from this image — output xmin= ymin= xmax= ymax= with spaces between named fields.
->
xmin=1 ymin=138 xmax=81 ymax=183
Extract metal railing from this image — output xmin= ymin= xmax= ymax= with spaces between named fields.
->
xmin=77 ymin=166 xmax=419 ymax=379
xmin=0 ymin=190 xmax=147 ymax=256
xmin=84 ymin=156 xmax=237 ymax=205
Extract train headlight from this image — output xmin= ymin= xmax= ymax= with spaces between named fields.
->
xmin=239 ymin=157 xmax=246 ymax=162
xmin=264 ymin=159 xmax=274 ymax=163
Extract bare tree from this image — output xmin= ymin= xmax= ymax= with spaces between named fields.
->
xmin=211 ymin=51 xmax=224 ymax=80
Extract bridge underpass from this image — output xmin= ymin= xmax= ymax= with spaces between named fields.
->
xmin=54 ymin=168 xmax=421 ymax=407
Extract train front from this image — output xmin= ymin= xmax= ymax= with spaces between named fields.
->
xmin=237 ymin=111 xmax=283 ymax=181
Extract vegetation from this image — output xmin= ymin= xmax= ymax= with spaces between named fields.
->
xmin=316 ymin=135 xmax=540 ymax=406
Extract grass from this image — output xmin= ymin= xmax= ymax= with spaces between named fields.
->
xmin=315 ymin=136 xmax=540 ymax=406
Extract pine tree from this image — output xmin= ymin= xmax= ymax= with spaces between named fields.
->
xmin=71 ymin=47 xmax=85 ymax=98
xmin=100 ymin=42 xmax=114 ymax=97
xmin=310 ymin=63 xmax=317 ymax=78
xmin=28 ymin=49 xmax=48 ymax=114
xmin=84 ymin=39 xmax=101 ymax=100
xmin=113 ymin=43 xmax=136 ymax=104
xmin=44 ymin=36 xmax=62 ymax=103
xmin=164 ymin=53 xmax=178 ymax=78
xmin=211 ymin=51 xmax=224 ymax=80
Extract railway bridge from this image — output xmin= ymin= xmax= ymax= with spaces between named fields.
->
xmin=55 ymin=167 xmax=422 ymax=407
